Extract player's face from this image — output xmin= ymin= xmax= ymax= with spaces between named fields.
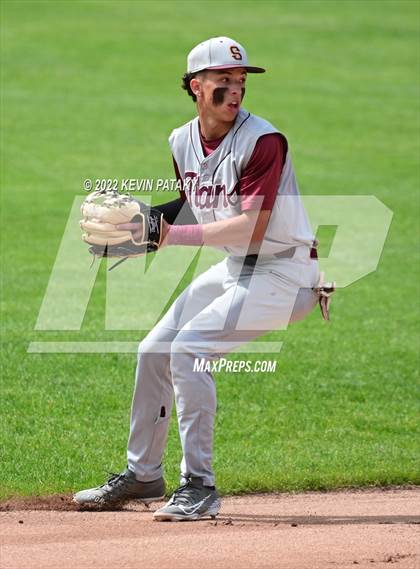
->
xmin=196 ymin=68 xmax=247 ymax=122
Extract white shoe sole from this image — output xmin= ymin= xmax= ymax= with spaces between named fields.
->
xmin=73 ymin=494 xmax=166 ymax=509
xmin=153 ymin=504 xmax=220 ymax=522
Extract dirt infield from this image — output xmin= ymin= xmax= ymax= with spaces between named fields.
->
xmin=1 ymin=488 xmax=419 ymax=569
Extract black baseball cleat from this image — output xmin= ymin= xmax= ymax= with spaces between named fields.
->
xmin=73 ymin=468 xmax=165 ymax=509
xmin=153 ymin=476 xmax=221 ymax=521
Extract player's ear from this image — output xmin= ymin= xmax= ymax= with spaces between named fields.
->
xmin=190 ymin=77 xmax=201 ymax=98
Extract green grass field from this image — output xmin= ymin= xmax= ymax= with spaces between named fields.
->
xmin=1 ymin=0 xmax=419 ymax=500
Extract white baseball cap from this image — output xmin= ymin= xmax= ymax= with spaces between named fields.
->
xmin=187 ymin=37 xmax=265 ymax=74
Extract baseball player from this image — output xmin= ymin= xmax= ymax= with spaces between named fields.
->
xmin=74 ymin=37 xmax=322 ymax=521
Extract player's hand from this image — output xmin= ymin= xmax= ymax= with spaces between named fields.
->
xmin=116 ymin=219 xmax=169 ymax=245
xmin=116 ymin=221 xmax=143 ymax=242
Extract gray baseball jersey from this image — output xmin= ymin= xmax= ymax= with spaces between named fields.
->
xmin=169 ymin=108 xmax=315 ymax=256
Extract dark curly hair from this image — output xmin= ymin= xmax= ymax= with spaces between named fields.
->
xmin=182 ymin=71 xmax=206 ymax=102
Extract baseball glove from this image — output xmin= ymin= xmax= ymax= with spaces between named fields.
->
xmin=80 ymin=190 xmax=164 ymax=266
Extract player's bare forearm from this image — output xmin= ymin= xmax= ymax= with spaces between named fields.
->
xmin=159 ymin=209 xmax=271 ymax=249
xmin=200 ymin=209 xmax=271 ymax=247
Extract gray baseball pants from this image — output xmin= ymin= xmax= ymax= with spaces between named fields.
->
xmin=127 ymin=247 xmax=319 ymax=487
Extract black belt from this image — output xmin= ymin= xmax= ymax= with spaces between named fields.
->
xmin=243 ymin=246 xmax=318 ymax=266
